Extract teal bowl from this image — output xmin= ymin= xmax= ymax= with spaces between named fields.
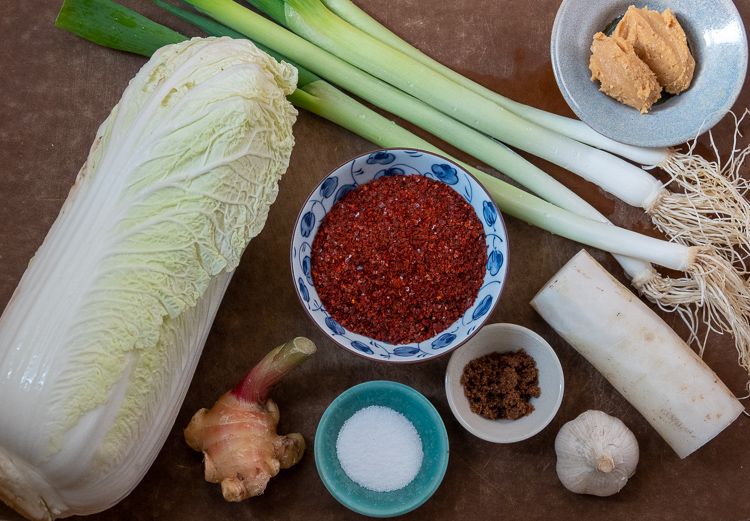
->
xmin=314 ymin=381 xmax=450 ymax=517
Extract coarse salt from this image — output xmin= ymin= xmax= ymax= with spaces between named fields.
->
xmin=336 ymin=405 xmax=423 ymax=492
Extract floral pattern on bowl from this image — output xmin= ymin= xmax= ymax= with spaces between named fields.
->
xmin=291 ymin=148 xmax=509 ymax=363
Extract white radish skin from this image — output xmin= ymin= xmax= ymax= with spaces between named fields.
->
xmin=531 ymin=250 xmax=744 ymax=459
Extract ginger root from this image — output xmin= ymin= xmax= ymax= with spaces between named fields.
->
xmin=184 ymin=337 xmax=316 ymax=501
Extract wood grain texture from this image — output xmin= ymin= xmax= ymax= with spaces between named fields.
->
xmin=0 ymin=1 xmax=749 ymax=520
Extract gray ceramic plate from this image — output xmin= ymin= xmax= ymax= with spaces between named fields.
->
xmin=551 ymin=0 xmax=748 ymax=147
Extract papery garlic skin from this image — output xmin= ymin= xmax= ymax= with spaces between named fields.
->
xmin=555 ymin=410 xmax=639 ymax=497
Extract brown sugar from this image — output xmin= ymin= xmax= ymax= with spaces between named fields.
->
xmin=460 ymin=350 xmax=540 ymax=420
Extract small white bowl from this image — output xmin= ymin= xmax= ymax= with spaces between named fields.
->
xmin=445 ymin=323 xmax=564 ymax=443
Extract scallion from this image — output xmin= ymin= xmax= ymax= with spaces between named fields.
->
xmin=56 ymin=0 xmax=750 ymax=381
xmin=241 ymin=0 xmax=750 ymax=266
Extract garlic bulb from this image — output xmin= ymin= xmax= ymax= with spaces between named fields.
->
xmin=554 ymin=410 xmax=639 ymax=497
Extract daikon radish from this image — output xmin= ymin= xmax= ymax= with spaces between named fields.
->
xmin=531 ymin=250 xmax=743 ymax=459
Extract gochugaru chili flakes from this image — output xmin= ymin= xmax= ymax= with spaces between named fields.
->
xmin=311 ymin=174 xmax=487 ymax=345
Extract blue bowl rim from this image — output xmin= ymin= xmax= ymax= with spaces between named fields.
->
xmin=289 ymin=147 xmax=509 ymax=365
xmin=313 ymin=380 xmax=450 ymax=518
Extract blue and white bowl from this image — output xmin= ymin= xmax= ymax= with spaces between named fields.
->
xmin=291 ymin=148 xmax=509 ymax=364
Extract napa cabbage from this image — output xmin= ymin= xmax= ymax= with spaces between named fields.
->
xmin=0 ymin=36 xmax=297 ymax=520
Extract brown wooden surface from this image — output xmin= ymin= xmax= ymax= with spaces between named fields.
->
xmin=1 ymin=1 xmax=749 ymax=520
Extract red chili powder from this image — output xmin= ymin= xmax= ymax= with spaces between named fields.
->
xmin=311 ymin=175 xmax=487 ymax=345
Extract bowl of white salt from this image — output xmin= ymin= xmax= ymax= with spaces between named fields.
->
xmin=314 ymin=380 xmax=449 ymax=517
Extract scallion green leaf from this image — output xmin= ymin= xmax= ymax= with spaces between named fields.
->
xmin=55 ymin=0 xmax=186 ymax=57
